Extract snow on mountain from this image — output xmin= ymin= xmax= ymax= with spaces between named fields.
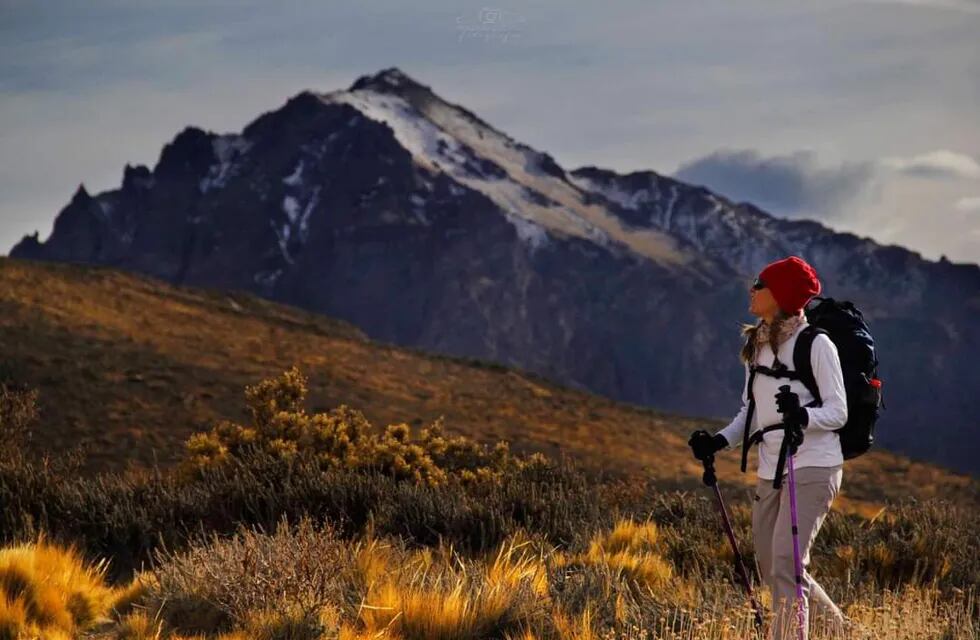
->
xmin=199 ymin=134 xmax=252 ymax=194
xmin=317 ymin=69 xmax=695 ymax=270
xmin=282 ymin=160 xmax=304 ymax=187
xmin=567 ymin=171 xmax=658 ymax=213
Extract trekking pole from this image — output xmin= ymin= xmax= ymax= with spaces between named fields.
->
xmin=786 ymin=452 xmax=807 ymax=640
xmin=778 ymin=384 xmax=808 ymax=640
xmin=700 ymin=453 xmax=765 ymax=629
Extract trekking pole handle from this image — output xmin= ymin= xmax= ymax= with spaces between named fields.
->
xmin=776 ymin=384 xmax=794 ymax=421
xmin=700 ymin=453 xmax=717 ymax=487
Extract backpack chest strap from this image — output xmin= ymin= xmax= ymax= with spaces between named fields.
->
xmin=748 ymin=423 xmax=788 ymax=446
xmin=738 ymin=330 xmax=825 ymax=474
xmin=739 ymin=358 xmax=796 ymax=473
xmin=751 ymin=363 xmax=802 ymax=380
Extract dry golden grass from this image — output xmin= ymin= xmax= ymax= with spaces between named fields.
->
xmin=1 ymin=257 xmax=977 ymax=512
xmin=91 ymin=516 xmax=977 ymax=639
xmin=112 ymin=610 xmax=163 ymax=639
xmin=574 ymin=520 xmax=675 ymax=594
xmin=0 ymin=538 xmax=133 ymax=639
xmin=0 ymin=514 xmax=974 ymax=639
xmin=351 ymin=536 xmax=552 ymax=639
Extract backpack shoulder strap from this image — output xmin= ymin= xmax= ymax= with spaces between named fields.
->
xmin=739 ymin=366 xmax=758 ymax=473
xmin=793 ymin=325 xmax=824 ymax=407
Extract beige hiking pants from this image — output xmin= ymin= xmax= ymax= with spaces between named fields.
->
xmin=752 ymin=464 xmax=844 ymax=640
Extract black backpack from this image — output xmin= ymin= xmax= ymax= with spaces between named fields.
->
xmin=792 ymin=296 xmax=885 ymax=459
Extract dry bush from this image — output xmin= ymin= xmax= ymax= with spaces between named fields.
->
xmin=183 ymin=366 xmax=542 ymax=487
xmin=125 ymin=520 xmax=556 ymax=640
xmin=145 ymin=517 xmax=353 ymax=636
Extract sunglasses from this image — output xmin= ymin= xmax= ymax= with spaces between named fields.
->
xmin=751 ymin=277 xmax=766 ymax=291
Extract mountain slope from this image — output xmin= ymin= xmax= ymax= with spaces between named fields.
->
xmin=10 ymin=67 xmax=980 ymax=475
xmin=1 ymin=256 xmax=975 ymax=513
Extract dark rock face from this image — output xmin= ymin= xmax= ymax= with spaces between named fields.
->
xmin=11 ymin=67 xmax=980 ymax=475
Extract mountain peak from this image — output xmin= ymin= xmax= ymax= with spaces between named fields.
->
xmin=8 ymin=230 xmax=41 ymax=259
xmin=71 ymin=183 xmax=92 ymax=205
xmin=348 ymin=67 xmax=433 ymax=96
xmin=122 ymin=163 xmax=153 ymax=191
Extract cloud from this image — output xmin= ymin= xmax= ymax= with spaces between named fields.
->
xmin=672 ymin=147 xmax=980 ymax=264
xmin=881 ymin=150 xmax=980 ymax=179
xmin=860 ymin=0 xmax=980 ymax=13
xmin=673 ymin=147 xmax=980 ymax=227
xmin=955 ymin=196 xmax=980 ymax=212
xmin=673 ymin=149 xmax=879 ymax=220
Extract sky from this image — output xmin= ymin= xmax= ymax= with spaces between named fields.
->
xmin=1 ymin=0 xmax=979 ymax=264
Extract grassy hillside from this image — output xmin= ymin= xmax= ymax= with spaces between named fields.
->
xmin=0 ymin=256 xmax=975 ymax=513
xmin=1 ymin=446 xmax=977 ymax=639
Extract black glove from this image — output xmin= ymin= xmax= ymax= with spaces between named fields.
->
xmin=784 ymin=421 xmax=805 ymax=455
xmin=688 ymin=430 xmax=729 ymax=461
xmin=774 ymin=387 xmax=809 ymax=429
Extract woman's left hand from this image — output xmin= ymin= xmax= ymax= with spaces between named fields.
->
xmin=775 ymin=388 xmax=809 ymax=428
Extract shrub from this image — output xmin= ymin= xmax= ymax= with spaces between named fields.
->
xmin=133 ymin=521 xmax=556 ymax=640
xmin=184 ymin=366 xmax=539 ymax=487
xmin=0 ymin=445 xmax=608 ymax=581
xmin=145 ymin=517 xmax=351 ymax=636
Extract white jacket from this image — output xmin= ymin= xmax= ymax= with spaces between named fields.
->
xmin=716 ymin=318 xmax=847 ymax=479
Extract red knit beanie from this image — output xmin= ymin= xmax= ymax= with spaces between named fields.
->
xmin=757 ymin=256 xmax=821 ymax=314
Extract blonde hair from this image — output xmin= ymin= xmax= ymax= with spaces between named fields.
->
xmin=739 ymin=308 xmax=795 ymax=365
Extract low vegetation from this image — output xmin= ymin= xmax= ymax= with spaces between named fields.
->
xmin=183 ymin=366 xmax=541 ymax=486
xmin=0 ymin=368 xmax=976 ymax=639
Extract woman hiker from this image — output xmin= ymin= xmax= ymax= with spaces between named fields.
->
xmin=688 ymin=255 xmax=847 ymax=640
